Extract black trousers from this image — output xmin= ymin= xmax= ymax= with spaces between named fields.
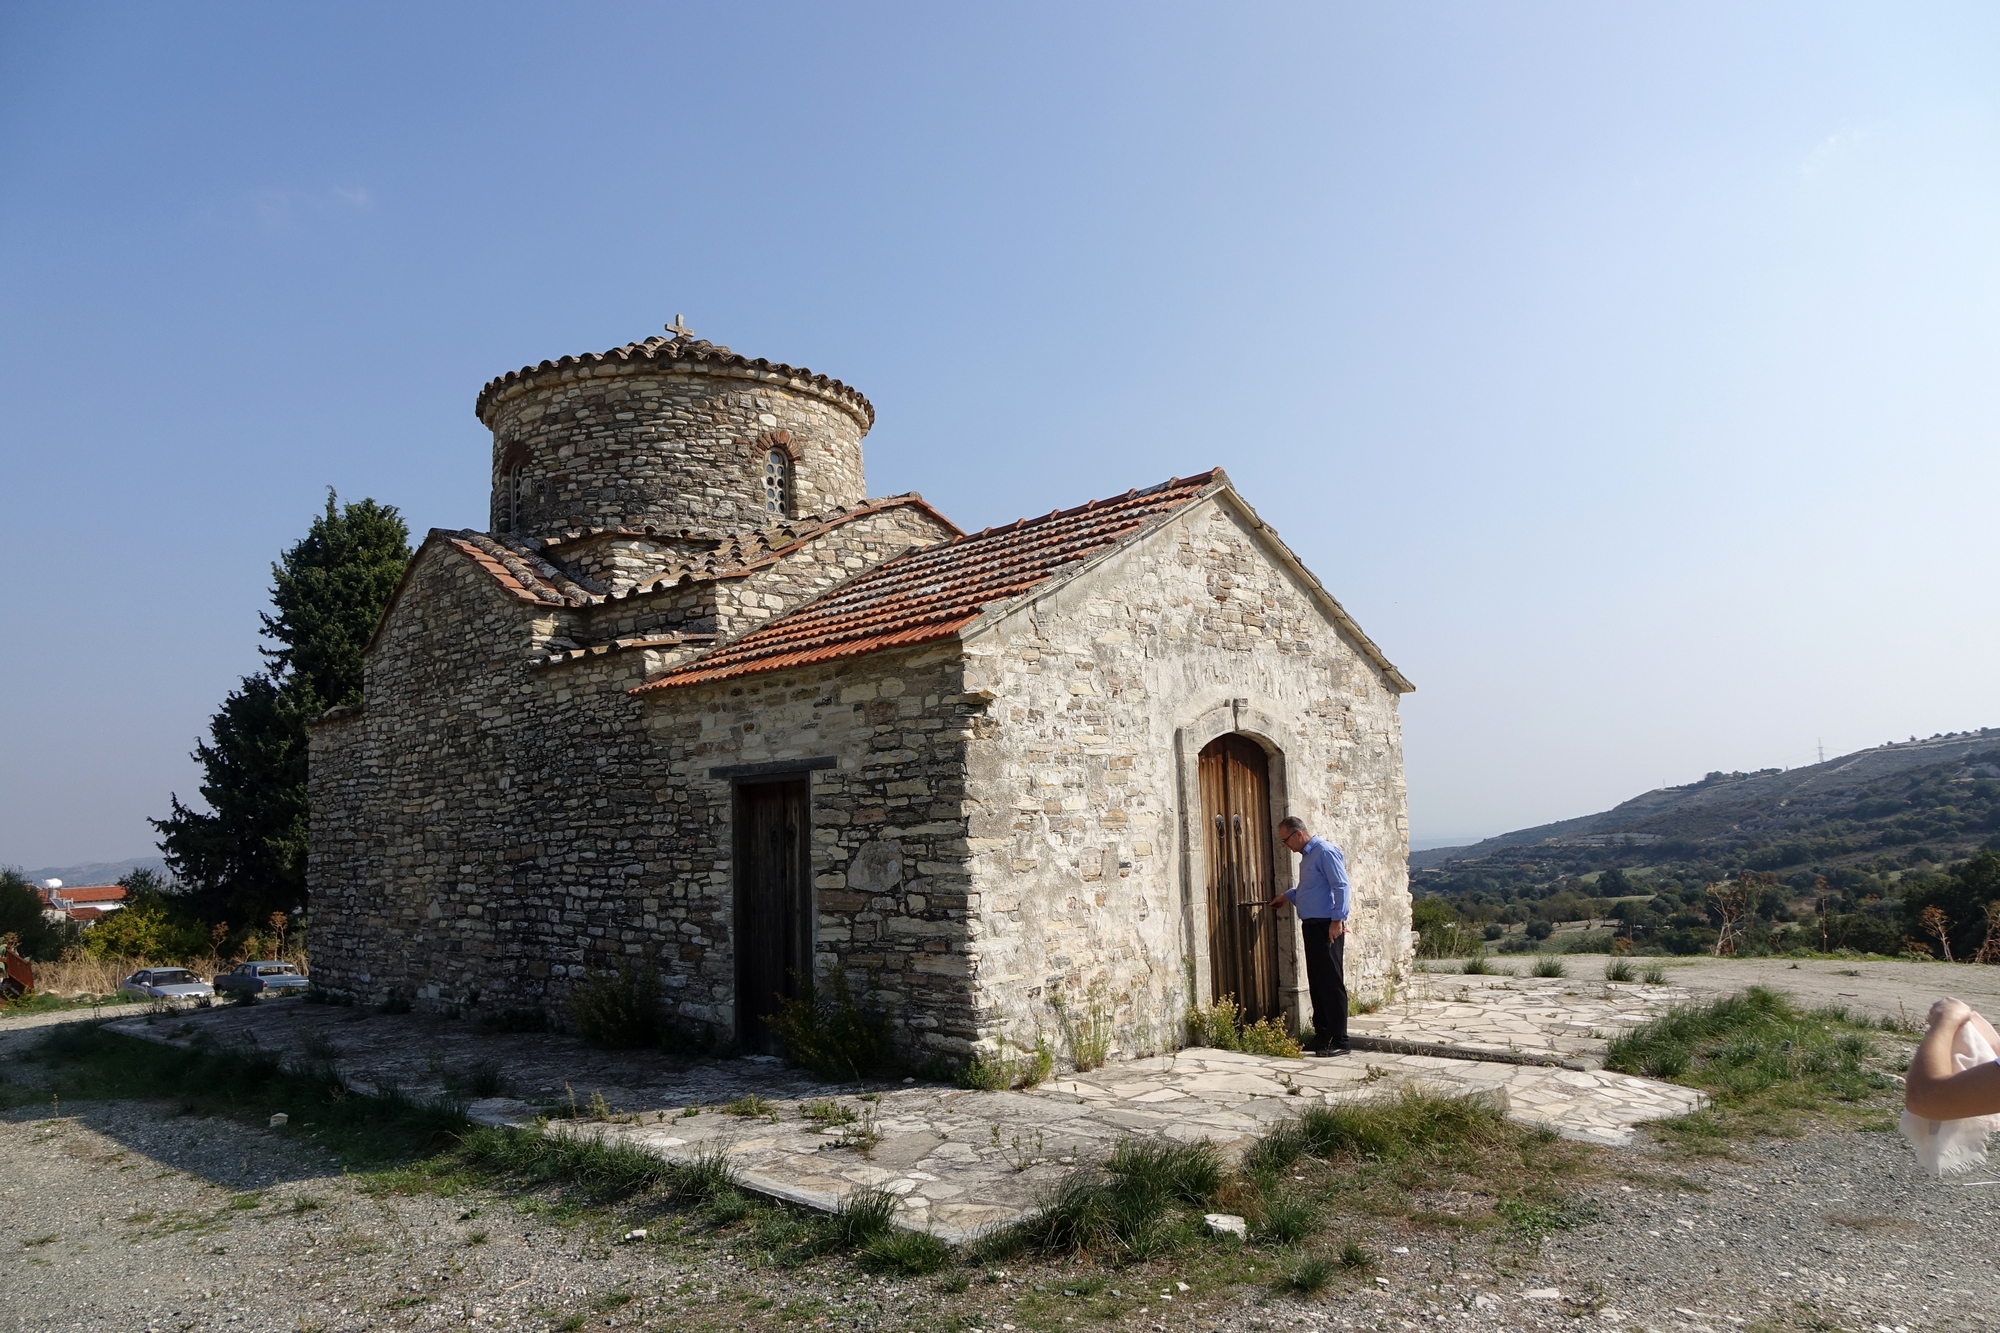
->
xmin=1300 ymin=919 xmax=1348 ymax=1050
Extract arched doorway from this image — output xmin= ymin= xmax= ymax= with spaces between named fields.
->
xmin=1199 ymin=734 xmax=1281 ymax=1024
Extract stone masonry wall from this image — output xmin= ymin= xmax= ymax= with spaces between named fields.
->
xmin=636 ymin=648 xmax=984 ymax=1053
xmin=310 ymin=541 xmax=983 ymax=1052
xmin=485 ymin=364 xmax=869 ymax=539
xmin=958 ymin=495 xmax=1411 ymax=1061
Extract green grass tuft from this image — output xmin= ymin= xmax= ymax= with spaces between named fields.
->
xmin=1286 ymin=1251 xmax=1336 ymax=1292
xmin=1531 ymin=956 xmax=1566 ymax=979
xmin=861 ymin=1227 xmax=953 ymax=1274
xmin=1606 ymin=986 xmax=1893 ymax=1146
xmin=1257 ymin=1192 xmax=1323 ymax=1245
xmin=1604 ymin=959 xmax=1637 ymax=983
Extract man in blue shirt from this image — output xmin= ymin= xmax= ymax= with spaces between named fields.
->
xmin=1266 ymin=815 xmax=1352 ymax=1056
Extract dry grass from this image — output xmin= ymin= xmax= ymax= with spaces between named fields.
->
xmin=24 ymin=951 xmax=309 ymax=997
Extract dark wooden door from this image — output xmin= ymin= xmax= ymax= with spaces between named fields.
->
xmin=1199 ymin=735 xmax=1281 ymax=1024
xmin=734 ymin=778 xmax=811 ymax=1049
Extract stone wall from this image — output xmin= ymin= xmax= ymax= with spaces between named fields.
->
xmin=484 ymin=362 xmax=870 ymax=539
xmin=958 ymin=494 xmax=1411 ymax=1060
xmin=310 ymin=540 xmax=985 ymax=1053
xmin=636 ymin=648 xmax=985 ymax=1051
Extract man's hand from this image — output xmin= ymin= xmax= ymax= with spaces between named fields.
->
xmin=1266 ymin=894 xmax=1288 ymax=912
xmin=1329 ymin=920 xmax=1349 ymax=940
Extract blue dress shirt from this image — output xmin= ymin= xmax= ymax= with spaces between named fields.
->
xmin=1283 ymin=836 xmax=1350 ymax=921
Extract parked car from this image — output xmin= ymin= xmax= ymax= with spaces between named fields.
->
xmin=211 ymin=961 xmax=310 ymax=999
xmin=118 ymin=967 xmax=214 ymax=1005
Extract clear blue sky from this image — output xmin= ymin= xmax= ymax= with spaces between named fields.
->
xmin=3 ymin=3 xmax=1996 ymax=868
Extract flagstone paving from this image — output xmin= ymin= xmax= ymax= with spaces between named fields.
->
xmin=103 ymin=980 xmax=1706 ymax=1243
xmin=1350 ymin=967 xmax=1696 ymax=1065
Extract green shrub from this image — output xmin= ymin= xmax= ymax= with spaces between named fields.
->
xmin=1531 ymin=956 xmax=1566 ymax=979
xmin=1604 ymin=959 xmax=1636 ymax=983
xmin=1639 ymin=963 xmax=1667 ymax=985
xmin=1460 ymin=953 xmax=1494 ymax=976
xmin=568 ymin=966 xmax=662 ymax=1049
xmin=765 ymin=966 xmax=897 ymax=1081
xmin=76 ymin=894 xmax=211 ymax=962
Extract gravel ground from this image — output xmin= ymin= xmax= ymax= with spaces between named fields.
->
xmin=4 ymin=1007 xmax=1997 ymax=1333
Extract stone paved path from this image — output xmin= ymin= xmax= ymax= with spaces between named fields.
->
xmin=102 ymin=986 xmax=1705 ymax=1243
xmin=1352 ymin=967 xmax=1695 ymax=1066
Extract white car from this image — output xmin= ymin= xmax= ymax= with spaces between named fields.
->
xmin=118 ymin=967 xmax=215 ymax=1005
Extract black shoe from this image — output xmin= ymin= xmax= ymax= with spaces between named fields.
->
xmin=1311 ymin=1045 xmax=1353 ymax=1058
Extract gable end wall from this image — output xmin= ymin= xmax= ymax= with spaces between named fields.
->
xmin=959 ymin=495 xmax=1411 ymax=1059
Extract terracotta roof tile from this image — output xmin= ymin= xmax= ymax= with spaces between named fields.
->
xmin=475 ymin=335 xmax=874 ymax=427
xmin=633 ymin=472 xmax=1221 ymax=692
xmin=50 ymin=885 xmax=127 ymax=904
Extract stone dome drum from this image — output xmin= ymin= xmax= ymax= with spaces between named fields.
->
xmin=476 ymin=332 xmax=874 ymax=541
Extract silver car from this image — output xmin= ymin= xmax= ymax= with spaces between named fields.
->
xmin=212 ymin=960 xmax=311 ymax=998
xmin=118 ymin=967 xmax=215 ymax=1005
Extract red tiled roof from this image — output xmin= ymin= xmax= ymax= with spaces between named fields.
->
xmin=633 ymin=472 xmax=1222 ymax=691
xmin=53 ymin=885 xmax=126 ymax=904
xmin=67 ymin=907 xmax=109 ymax=921
xmin=365 ymin=498 xmax=957 ymax=657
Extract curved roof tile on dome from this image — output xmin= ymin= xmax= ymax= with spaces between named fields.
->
xmin=474 ymin=335 xmax=875 ymax=426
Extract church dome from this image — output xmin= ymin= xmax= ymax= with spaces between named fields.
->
xmin=476 ymin=324 xmax=873 ymax=541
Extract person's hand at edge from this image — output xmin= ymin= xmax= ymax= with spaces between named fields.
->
xmin=1905 ymin=996 xmax=2000 ymax=1121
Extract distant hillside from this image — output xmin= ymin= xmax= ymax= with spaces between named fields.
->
xmin=11 ymin=855 xmax=168 ymax=887
xmin=1415 ymin=729 xmax=2000 ymax=888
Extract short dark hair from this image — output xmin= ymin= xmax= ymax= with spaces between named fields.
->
xmin=1278 ymin=816 xmax=1308 ymax=836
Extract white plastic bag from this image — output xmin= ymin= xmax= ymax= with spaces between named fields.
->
xmin=1899 ymin=1018 xmax=2000 ymax=1176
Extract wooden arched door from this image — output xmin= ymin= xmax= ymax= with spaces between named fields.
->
xmin=1199 ymin=734 xmax=1281 ymax=1024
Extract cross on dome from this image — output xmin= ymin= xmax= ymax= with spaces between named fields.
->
xmin=664 ymin=313 xmax=694 ymax=340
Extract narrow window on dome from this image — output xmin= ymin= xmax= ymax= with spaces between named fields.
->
xmin=764 ymin=449 xmax=792 ymax=518
xmin=504 ymin=465 xmax=527 ymax=532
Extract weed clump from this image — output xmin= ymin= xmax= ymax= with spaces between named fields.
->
xmin=1051 ymin=983 xmax=1116 ymax=1072
xmin=959 ymin=1035 xmax=1055 ymax=1090
xmin=568 ymin=966 xmax=662 ymax=1049
xmin=1604 ymin=959 xmax=1637 ymax=983
xmin=974 ymin=1137 xmax=1222 ymax=1262
xmin=1187 ymin=994 xmax=1303 ymax=1059
xmin=1531 ymin=956 xmax=1567 ymax=979
xmin=452 ymin=1127 xmax=738 ymax=1204
xmin=766 ymin=966 xmax=897 ymax=1081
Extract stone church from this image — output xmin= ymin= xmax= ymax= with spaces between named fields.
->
xmin=309 ymin=325 xmax=1415 ymax=1064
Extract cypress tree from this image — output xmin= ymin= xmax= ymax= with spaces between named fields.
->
xmin=155 ymin=493 xmax=410 ymax=925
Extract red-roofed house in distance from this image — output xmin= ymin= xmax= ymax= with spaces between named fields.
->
xmin=41 ymin=882 xmax=128 ymax=923
xmin=308 ymin=324 xmax=1416 ymax=1108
